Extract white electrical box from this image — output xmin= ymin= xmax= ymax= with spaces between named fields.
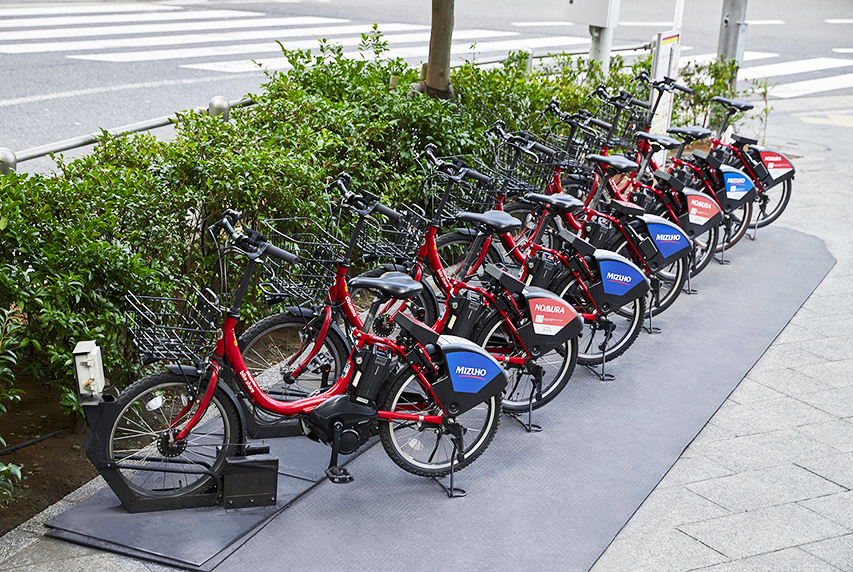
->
xmin=73 ymin=340 xmax=105 ymax=405
xmin=565 ymin=0 xmax=621 ymax=28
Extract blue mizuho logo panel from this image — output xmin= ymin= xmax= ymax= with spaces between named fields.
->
xmin=599 ymin=260 xmax=645 ymax=297
xmin=647 ymin=223 xmax=690 ymax=259
xmin=723 ymin=171 xmax=754 ymax=200
xmin=445 ymin=351 xmax=504 ymax=394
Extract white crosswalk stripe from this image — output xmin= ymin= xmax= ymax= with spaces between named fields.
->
xmin=68 ymin=29 xmax=517 ymax=63
xmin=0 ymin=10 xmax=262 ymax=30
xmin=184 ymin=36 xmax=589 ymax=73
xmin=738 ymin=58 xmax=853 ymax=81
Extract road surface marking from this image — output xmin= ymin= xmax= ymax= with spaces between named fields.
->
xmin=70 ymin=29 xmax=521 ymax=63
xmin=184 ymin=35 xmax=590 ymax=73
xmin=0 ymin=10 xmax=262 ymax=29
xmin=770 ymin=73 xmax=853 ymax=98
xmin=739 ymin=57 xmax=853 ymax=80
xmin=0 ymin=23 xmax=432 ymax=54
xmin=0 ymin=16 xmax=346 ymax=42
xmin=0 ymin=4 xmax=178 ymax=17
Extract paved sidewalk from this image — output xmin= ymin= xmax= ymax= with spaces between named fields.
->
xmin=0 ymin=94 xmax=851 ymax=572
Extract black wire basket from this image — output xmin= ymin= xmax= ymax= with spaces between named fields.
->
xmin=125 ymin=289 xmax=221 ymax=364
xmin=260 ymin=217 xmax=346 ymax=304
xmin=423 ymin=156 xmax=500 ymax=219
xmin=491 ymin=135 xmax=562 ymax=196
xmin=356 ymin=205 xmax=427 ymax=263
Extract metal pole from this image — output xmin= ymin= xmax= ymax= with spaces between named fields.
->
xmin=0 ymin=147 xmax=16 ymax=174
xmin=673 ymin=0 xmax=685 ymax=31
xmin=718 ymin=0 xmax=748 ymax=66
xmin=589 ymin=25 xmax=614 ymax=76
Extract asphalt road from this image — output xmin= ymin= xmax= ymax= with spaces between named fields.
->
xmin=1 ymin=0 xmax=852 ymax=172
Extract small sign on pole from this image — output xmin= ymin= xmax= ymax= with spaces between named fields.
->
xmin=649 ymin=30 xmax=681 ymax=137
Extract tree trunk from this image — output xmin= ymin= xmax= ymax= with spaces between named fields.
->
xmin=424 ymin=0 xmax=454 ymax=99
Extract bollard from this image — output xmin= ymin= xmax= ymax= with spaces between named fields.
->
xmin=208 ymin=95 xmax=231 ymax=120
xmin=519 ymin=46 xmax=534 ymax=74
xmin=0 ymin=147 xmax=17 ymax=174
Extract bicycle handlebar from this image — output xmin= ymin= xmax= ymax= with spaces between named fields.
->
xmin=210 ymin=210 xmax=299 ymax=264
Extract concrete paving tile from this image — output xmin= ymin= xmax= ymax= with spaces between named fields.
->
xmin=773 ymin=322 xmax=824 ymax=345
xmin=686 ymin=464 xmax=845 ymax=512
xmin=689 ymin=420 xmax=739 ymax=446
xmin=799 ymin=453 xmax=853 ymax=490
xmin=658 ymin=453 xmax=736 ymax=489
xmin=0 ymin=530 xmax=40 ymax=568
xmin=801 ymin=491 xmax=853 ymax=529
xmin=801 ymin=293 xmax=853 ymax=317
xmin=678 ymin=504 xmax=850 ymax=560
xmin=0 ymin=536 xmax=99 ymax=569
xmin=696 ymin=547 xmax=844 ymax=572
xmin=708 ymin=397 xmax=835 ymax=437
xmin=801 ymin=534 xmax=853 ymax=572
xmin=797 ymin=386 xmax=853 ymax=418
xmin=728 ymin=378 xmax=786 ymax=404
xmin=698 ymin=429 xmax=839 ymax=473
xmin=747 ymin=368 xmax=832 ymax=397
xmin=796 ymin=420 xmax=853 ymax=453
xmin=617 ymin=487 xmax=731 ymax=537
xmin=589 ymin=528 xmax=728 ymax=572
xmin=3 ymin=550 xmax=161 ymax=572
xmin=799 ymin=337 xmax=853 ymax=363
xmin=750 ymin=345 xmax=829 ymax=374
xmin=796 ymin=359 xmax=853 ymax=390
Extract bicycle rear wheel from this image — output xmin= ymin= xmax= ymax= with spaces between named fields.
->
xmin=107 ymin=371 xmax=240 ymax=500
xmin=754 ymin=179 xmax=791 ymax=228
xmin=473 ymin=309 xmax=578 ymax=412
xmin=379 ymin=368 xmax=500 ymax=477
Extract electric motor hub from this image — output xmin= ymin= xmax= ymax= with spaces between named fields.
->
xmin=157 ymin=428 xmax=187 ymax=458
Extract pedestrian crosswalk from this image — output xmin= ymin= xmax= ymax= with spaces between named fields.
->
xmin=2 ymin=3 xmax=853 ymax=100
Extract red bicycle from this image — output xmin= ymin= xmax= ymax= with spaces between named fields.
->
xmin=81 ymin=203 xmax=507 ymax=511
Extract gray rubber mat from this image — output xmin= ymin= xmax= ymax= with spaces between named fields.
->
xmin=46 ymin=227 xmax=834 ymax=572
xmin=45 ymin=437 xmax=373 ymax=570
xmin=209 ymin=227 xmax=834 ymax=572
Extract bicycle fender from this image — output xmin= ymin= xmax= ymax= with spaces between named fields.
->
xmin=452 ymin=227 xmax=479 ymax=237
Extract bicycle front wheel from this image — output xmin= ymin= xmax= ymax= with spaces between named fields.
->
xmin=108 ymin=371 xmax=240 ymax=500
xmin=379 ymin=368 xmax=500 ymax=477
xmin=238 ymin=312 xmax=349 ymax=402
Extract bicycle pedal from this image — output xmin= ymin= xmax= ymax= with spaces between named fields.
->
xmin=243 ymin=443 xmax=271 ymax=456
xmin=325 ymin=466 xmax=354 ymax=484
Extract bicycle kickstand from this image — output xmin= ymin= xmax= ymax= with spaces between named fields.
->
xmin=684 ymin=253 xmax=698 ymax=295
xmin=324 ymin=421 xmax=354 ymax=484
xmin=431 ymin=420 xmax=467 ymax=498
xmin=583 ymin=320 xmax=615 ymax=381
xmin=644 ymin=288 xmax=661 ymax=335
xmin=716 ymin=223 xmax=731 ymax=265
xmin=748 ymin=212 xmax=759 ymax=241
xmin=508 ymin=362 xmax=543 ymax=432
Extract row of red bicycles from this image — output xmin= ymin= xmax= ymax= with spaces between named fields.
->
xmin=76 ymin=75 xmax=795 ymax=510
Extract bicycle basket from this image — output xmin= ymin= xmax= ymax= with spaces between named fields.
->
xmin=356 ymin=204 xmax=426 ymax=263
xmin=260 ymin=217 xmax=346 ymax=303
xmin=125 ymin=289 xmax=221 ymax=364
xmin=424 ymin=156 xmax=499 ymax=219
xmin=492 ymin=135 xmax=561 ymax=196
xmin=613 ymin=106 xmax=653 ymax=149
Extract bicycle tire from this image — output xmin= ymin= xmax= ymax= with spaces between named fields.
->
xmin=379 ymin=367 xmax=500 ymax=477
xmin=472 ymin=309 xmax=578 ymax=412
xmin=348 ymin=267 xmax=439 ymax=336
xmin=107 ymin=370 xmax=240 ymax=500
xmin=238 ymin=312 xmax=349 ymax=406
xmin=554 ymin=276 xmax=645 ymax=365
xmin=754 ymin=179 xmax=791 ymax=228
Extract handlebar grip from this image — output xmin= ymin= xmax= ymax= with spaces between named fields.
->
xmin=673 ymin=83 xmax=694 ymax=95
xmin=529 ymin=140 xmax=557 ymax=157
xmin=264 ymin=243 xmax=298 ymax=264
xmin=589 ymin=118 xmax=612 ymax=130
xmin=373 ymin=201 xmax=402 ymax=221
xmin=629 ymin=97 xmax=651 ymax=110
xmin=463 ymin=168 xmax=492 ymax=185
